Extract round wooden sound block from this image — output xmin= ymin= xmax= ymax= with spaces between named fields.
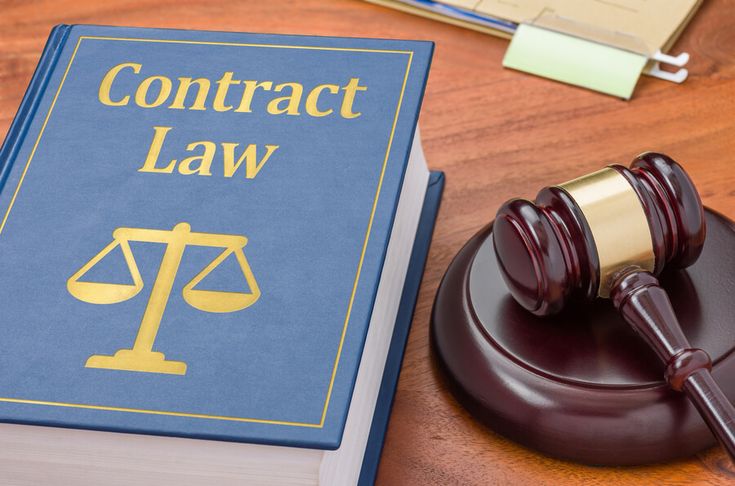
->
xmin=431 ymin=208 xmax=735 ymax=466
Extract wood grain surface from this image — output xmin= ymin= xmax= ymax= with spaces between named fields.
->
xmin=1 ymin=1 xmax=734 ymax=484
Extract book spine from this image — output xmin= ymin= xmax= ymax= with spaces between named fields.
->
xmin=358 ymin=171 xmax=444 ymax=486
xmin=0 ymin=24 xmax=71 ymax=195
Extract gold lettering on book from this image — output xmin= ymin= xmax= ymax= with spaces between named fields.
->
xmin=98 ymin=62 xmax=368 ymax=118
xmin=67 ymin=223 xmax=261 ymax=375
xmin=138 ymin=126 xmax=279 ymax=178
xmin=98 ymin=62 xmax=141 ymax=106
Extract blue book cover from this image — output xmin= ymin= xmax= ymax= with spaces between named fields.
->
xmin=0 ymin=25 xmax=433 ymax=450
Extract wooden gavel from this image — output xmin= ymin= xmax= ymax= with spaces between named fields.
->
xmin=492 ymin=153 xmax=735 ymax=461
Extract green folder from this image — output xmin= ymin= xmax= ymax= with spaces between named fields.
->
xmin=503 ymin=23 xmax=648 ymax=99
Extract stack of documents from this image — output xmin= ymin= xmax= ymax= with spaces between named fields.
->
xmin=367 ymin=0 xmax=702 ymax=98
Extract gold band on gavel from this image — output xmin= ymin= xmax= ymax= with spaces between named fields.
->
xmin=557 ymin=167 xmax=655 ymax=297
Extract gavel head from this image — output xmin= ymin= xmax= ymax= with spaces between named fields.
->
xmin=492 ymin=153 xmax=706 ymax=316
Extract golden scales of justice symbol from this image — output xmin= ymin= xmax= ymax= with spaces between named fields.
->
xmin=66 ymin=222 xmax=260 ymax=375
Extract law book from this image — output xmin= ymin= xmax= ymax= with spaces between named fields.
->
xmin=0 ymin=25 xmax=442 ymax=485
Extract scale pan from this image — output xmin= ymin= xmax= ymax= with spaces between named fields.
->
xmin=183 ymin=289 xmax=259 ymax=313
xmin=68 ymin=281 xmax=142 ymax=304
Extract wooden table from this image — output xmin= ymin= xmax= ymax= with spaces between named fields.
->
xmin=2 ymin=1 xmax=734 ymax=484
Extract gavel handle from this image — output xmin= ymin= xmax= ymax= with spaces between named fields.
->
xmin=685 ymin=370 xmax=735 ymax=459
xmin=611 ymin=270 xmax=735 ymax=463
